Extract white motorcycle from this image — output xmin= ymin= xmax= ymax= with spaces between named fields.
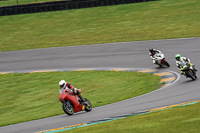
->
xmin=153 ymin=53 xmax=170 ymax=67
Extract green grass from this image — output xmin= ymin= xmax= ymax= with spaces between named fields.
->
xmin=0 ymin=0 xmax=65 ymax=7
xmin=0 ymin=71 xmax=161 ymax=126
xmin=62 ymin=102 xmax=200 ymax=133
xmin=0 ymin=0 xmax=200 ymax=51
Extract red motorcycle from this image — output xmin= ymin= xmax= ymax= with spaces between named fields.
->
xmin=59 ymin=89 xmax=92 ymax=115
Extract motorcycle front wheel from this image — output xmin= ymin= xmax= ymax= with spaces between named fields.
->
xmin=187 ymin=71 xmax=196 ymax=81
xmin=62 ymin=101 xmax=74 ymax=115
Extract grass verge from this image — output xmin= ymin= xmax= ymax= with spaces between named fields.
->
xmin=0 ymin=0 xmax=64 ymax=7
xmin=0 ymin=0 xmax=200 ymax=51
xmin=0 ymin=71 xmax=161 ymax=126
xmin=62 ymin=102 xmax=200 ymax=133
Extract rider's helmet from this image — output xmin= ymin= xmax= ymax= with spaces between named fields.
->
xmin=59 ymin=80 xmax=66 ymax=89
xmin=175 ymin=54 xmax=181 ymax=61
xmin=149 ymin=48 xmax=157 ymax=56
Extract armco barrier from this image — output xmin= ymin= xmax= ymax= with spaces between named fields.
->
xmin=0 ymin=0 xmax=157 ymax=16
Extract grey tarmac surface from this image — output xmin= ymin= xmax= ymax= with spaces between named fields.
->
xmin=0 ymin=37 xmax=200 ymax=133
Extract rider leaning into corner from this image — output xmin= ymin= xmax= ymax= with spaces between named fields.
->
xmin=175 ymin=54 xmax=198 ymax=76
xmin=59 ymin=80 xmax=85 ymax=104
xmin=149 ymin=48 xmax=162 ymax=64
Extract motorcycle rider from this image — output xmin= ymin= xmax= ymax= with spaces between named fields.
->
xmin=59 ymin=80 xmax=85 ymax=104
xmin=149 ymin=48 xmax=162 ymax=64
xmin=175 ymin=54 xmax=198 ymax=76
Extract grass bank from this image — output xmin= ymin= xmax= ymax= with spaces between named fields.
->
xmin=0 ymin=0 xmax=63 ymax=7
xmin=63 ymin=102 xmax=200 ymax=133
xmin=0 ymin=0 xmax=200 ymax=51
xmin=0 ymin=71 xmax=161 ymax=126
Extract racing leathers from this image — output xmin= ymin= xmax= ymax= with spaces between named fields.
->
xmin=149 ymin=49 xmax=162 ymax=64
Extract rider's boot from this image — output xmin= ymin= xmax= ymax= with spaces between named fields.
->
xmin=75 ymin=89 xmax=85 ymax=105
xmin=78 ymin=95 xmax=85 ymax=105
xmin=153 ymin=60 xmax=156 ymax=64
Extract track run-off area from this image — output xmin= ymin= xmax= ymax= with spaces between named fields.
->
xmin=0 ymin=37 xmax=200 ymax=133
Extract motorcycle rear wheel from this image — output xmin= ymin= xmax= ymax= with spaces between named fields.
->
xmin=164 ymin=60 xmax=170 ymax=67
xmin=84 ymin=98 xmax=92 ymax=112
xmin=62 ymin=101 xmax=74 ymax=115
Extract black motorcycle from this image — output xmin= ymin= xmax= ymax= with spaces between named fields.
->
xmin=179 ymin=61 xmax=197 ymax=81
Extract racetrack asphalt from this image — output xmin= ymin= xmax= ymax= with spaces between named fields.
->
xmin=0 ymin=37 xmax=200 ymax=133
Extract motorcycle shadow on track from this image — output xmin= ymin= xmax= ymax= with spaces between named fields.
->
xmin=62 ymin=110 xmax=87 ymax=117
xmin=154 ymin=66 xmax=169 ymax=70
xmin=180 ymin=77 xmax=198 ymax=83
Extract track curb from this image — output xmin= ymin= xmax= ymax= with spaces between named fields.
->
xmin=1 ymin=67 xmax=178 ymax=133
xmin=0 ymin=67 xmax=177 ymax=84
xmin=36 ymin=100 xmax=200 ymax=133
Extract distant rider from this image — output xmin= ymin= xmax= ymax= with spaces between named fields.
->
xmin=175 ymin=54 xmax=197 ymax=76
xmin=59 ymin=80 xmax=85 ymax=104
xmin=149 ymin=48 xmax=162 ymax=64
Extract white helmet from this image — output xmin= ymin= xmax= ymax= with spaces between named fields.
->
xmin=59 ymin=80 xmax=66 ymax=89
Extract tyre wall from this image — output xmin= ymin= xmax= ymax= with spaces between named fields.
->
xmin=0 ymin=0 xmax=157 ymax=16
